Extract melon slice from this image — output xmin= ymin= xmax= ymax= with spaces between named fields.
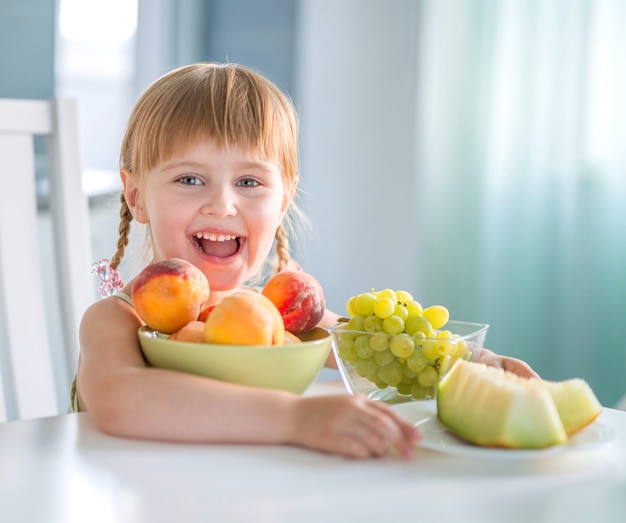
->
xmin=534 ymin=378 xmax=602 ymax=436
xmin=437 ymin=360 xmax=601 ymax=449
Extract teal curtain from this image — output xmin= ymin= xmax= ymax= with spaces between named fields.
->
xmin=413 ymin=0 xmax=626 ymax=406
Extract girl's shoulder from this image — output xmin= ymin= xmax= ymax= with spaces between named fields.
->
xmin=79 ymin=287 xmax=144 ymax=348
xmin=80 ymin=287 xmax=138 ymax=327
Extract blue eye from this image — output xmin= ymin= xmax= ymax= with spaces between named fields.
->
xmin=178 ymin=175 xmax=203 ymax=186
xmin=237 ymin=178 xmax=260 ymax=188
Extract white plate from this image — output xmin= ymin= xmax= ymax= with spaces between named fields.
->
xmin=392 ymin=400 xmax=615 ymax=460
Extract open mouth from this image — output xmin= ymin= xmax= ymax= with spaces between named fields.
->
xmin=193 ymin=232 xmax=241 ymax=258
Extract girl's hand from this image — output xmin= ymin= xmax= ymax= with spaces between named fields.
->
xmin=287 ymin=395 xmax=421 ymax=460
xmin=477 ymin=348 xmax=539 ymax=379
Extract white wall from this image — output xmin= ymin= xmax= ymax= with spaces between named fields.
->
xmin=296 ymin=0 xmax=422 ymax=315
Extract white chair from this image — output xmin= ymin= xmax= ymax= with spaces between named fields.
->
xmin=0 ymin=98 xmax=95 ymax=421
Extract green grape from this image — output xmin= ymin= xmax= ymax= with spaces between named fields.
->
xmin=395 ymin=290 xmax=413 ymax=306
xmin=393 ymin=303 xmax=409 ymax=321
xmin=336 ymin=329 xmax=357 ymax=344
xmin=336 ymin=335 xmax=354 ymax=351
xmin=412 ymin=331 xmax=426 ymax=346
xmin=355 ymin=292 xmax=377 ymax=316
xmin=382 ymin=315 xmax=404 ymax=335
xmin=430 ymin=330 xmax=453 ymax=357
xmin=418 ymin=365 xmax=439 ymax=387
xmin=363 ymin=314 xmax=383 ymax=333
xmin=338 ymin=342 xmax=358 ymax=365
xmin=402 ymin=361 xmax=420 ymax=379
xmin=410 ymin=383 xmax=431 ymax=400
xmin=389 ymin=333 xmax=415 ymax=358
xmin=347 ymin=314 xmax=366 ymax=331
xmin=405 ymin=315 xmax=432 ymax=336
xmin=355 ymin=358 xmax=379 ymax=380
xmin=378 ymin=360 xmax=403 ymax=387
xmin=373 ymin=297 xmax=395 ymax=319
xmin=421 ymin=339 xmax=440 ymax=359
xmin=406 ymin=348 xmax=428 ymax=373
xmin=369 ymin=333 xmax=390 ymax=352
xmin=405 ymin=300 xmax=423 ymax=316
xmin=396 ymin=382 xmax=412 ymax=396
xmin=373 ymin=348 xmax=395 ymax=366
xmin=422 ymin=305 xmax=449 ymax=330
xmin=374 ymin=288 xmax=397 ymax=302
xmin=346 ymin=295 xmax=358 ymax=317
xmin=438 ymin=354 xmax=457 ymax=377
xmin=354 ymin=334 xmax=374 ymax=359
xmin=452 ymin=337 xmax=469 ymax=359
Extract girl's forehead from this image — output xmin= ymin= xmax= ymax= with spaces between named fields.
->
xmin=182 ymin=137 xmax=270 ymax=158
xmin=158 ymin=136 xmax=280 ymax=170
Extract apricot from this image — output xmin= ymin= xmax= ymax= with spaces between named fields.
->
xmin=204 ymin=289 xmax=285 ymax=345
xmin=132 ymin=258 xmax=210 ymax=334
xmin=261 ymin=270 xmax=325 ymax=335
xmin=169 ymin=321 xmax=206 ymax=343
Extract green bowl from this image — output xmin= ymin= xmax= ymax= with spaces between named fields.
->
xmin=138 ymin=326 xmax=332 ymax=394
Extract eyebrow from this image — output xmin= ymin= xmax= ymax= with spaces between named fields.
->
xmin=161 ymin=161 xmax=204 ymax=171
xmin=161 ymin=159 xmax=277 ymax=172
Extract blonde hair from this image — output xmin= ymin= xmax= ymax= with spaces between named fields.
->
xmin=110 ymin=63 xmax=301 ymax=278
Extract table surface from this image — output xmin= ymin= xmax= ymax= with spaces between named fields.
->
xmin=1 ymin=380 xmax=625 ymax=523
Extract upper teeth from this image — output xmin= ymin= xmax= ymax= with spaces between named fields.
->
xmin=195 ymin=232 xmax=237 ymax=242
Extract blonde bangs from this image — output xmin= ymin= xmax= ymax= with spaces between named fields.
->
xmin=120 ymin=63 xmax=299 ymax=196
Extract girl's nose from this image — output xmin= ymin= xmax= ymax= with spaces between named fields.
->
xmin=200 ymin=187 xmax=236 ymax=217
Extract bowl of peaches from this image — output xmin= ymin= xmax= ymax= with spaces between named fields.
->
xmin=331 ymin=289 xmax=489 ymax=402
xmin=134 ymin=259 xmax=331 ymax=394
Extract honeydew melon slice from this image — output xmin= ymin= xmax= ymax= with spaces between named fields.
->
xmin=437 ymin=360 xmax=571 ymax=448
xmin=534 ymin=378 xmax=602 ymax=436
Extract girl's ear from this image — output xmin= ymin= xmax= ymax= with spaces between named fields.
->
xmin=120 ymin=168 xmax=148 ymax=224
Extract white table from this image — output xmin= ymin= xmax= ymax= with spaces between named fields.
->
xmin=1 ymin=381 xmax=625 ymax=523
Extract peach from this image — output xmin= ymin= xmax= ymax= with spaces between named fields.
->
xmin=132 ymin=258 xmax=210 ymax=334
xmin=261 ymin=270 xmax=325 ymax=335
xmin=282 ymin=331 xmax=302 ymax=345
xmin=169 ymin=321 xmax=206 ymax=343
xmin=204 ymin=289 xmax=285 ymax=345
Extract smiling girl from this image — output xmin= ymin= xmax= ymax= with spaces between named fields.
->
xmin=74 ymin=63 xmax=421 ymax=459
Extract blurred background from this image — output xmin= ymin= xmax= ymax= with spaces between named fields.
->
xmin=1 ymin=0 xmax=625 ymax=406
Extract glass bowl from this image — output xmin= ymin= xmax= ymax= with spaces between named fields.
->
xmin=331 ymin=320 xmax=489 ymax=403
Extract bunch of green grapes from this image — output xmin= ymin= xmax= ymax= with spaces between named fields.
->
xmin=335 ymin=288 xmax=470 ymax=400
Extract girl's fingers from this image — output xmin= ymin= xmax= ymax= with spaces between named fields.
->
xmin=295 ymin=395 xmax=420 ymax=459
xmin=367 ymin=400 xmax=422 ymax=441
xmin=350 ymin=400 xmax=421 ymax=458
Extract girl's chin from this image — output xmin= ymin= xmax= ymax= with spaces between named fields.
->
xmin=205 ymin=272 xmax=249 ymax=293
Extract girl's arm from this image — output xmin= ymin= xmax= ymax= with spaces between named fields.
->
xmin=77 ymin=297 xmax=419 ymax=458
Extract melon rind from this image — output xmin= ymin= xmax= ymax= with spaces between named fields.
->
xmin=437 ymin=361 xmax=568 ymax=448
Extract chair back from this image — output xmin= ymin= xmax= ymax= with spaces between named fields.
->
xmin=0 ymin=98 xmax=94 ymax=421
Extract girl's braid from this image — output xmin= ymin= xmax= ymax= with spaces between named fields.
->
xmin=109 ymin=192 xmax=133 ymax=276
xmin=274 ymin=223 xmax=291 ymax=272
